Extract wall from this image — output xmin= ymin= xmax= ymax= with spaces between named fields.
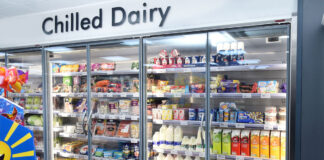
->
xmin=297 ymin=0 xmax=324 ymax=159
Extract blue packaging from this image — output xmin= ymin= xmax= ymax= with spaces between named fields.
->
xmin=193 ymin=56 xmax=202 ymax=64
xmin=188 ymin=108 xmax=197 ymax=120
xmin=229 ymin=111 xmax=237 ymax=123
xmin=198 ymin=108 xmax=205 ymax=121
xmin=219 ymin=110 xmax=224 ymax=122
xmin=114 ymin=151 xmax=123 ymax=159
xmin=237 ymin=111 xmax=251 ymax=123
xmin=104 ymin=150 xmax=114 ymax=158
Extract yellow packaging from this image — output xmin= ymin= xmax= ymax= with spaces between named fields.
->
xmin=281 ymin=132 xmax=286 ymax=160
xmin=260 ymin=131 xmax=270 ymax=158
xmin=270 ymin=131 xmax=280 ymax=160
xmin=162 ymin=109 xmax=173 ymax=120
xmin=251 ymin=130 xmax=260 ymax=157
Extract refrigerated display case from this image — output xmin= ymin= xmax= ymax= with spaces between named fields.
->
xmin=5 ymin=50 xmax=45 ymax=160
xmin=0 ymin=23 xmax=291 ymax=160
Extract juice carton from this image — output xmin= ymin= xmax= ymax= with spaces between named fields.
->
xmin=270 ymin=131 xmax=280 ymax=160
xmin=260 ymin=131 xmax=270 ymax=158
xmin=231 ymin=130 xmax=241 ymax=155
xmin=212 ymin=129 xmax=222 ymax=154
xmin=222 ymin=129 xmax=231 ymax=155
xmin=240 ymin=130 xmax=250 ymax=156
xmin=281 ymin=132 xmax=286 ymax=160
xmin=251 ymin=130 xmax=260 ymax=157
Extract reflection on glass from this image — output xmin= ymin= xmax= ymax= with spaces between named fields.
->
xmin=48 ymin=47 xmax=89 ymax=160
xmin=90 ymin=40 xmax=140 ymax=159
xmin=146 ymin=33 xmax=207 ymax=160
xmin=7 ymin=51 xmax=44 ymax=160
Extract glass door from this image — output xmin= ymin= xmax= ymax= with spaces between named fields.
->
xmin=145 ymin=33 xmax=208 ymax=160
xmin=89 ymin=39 xmax=140 ymax=160
xmin=6 ymin=50 xmax=44 ymax=160
xmin=46 ymin=46 xmax=89 ymax=160
xmin=208 ymin=25 xmax=289 ymax=160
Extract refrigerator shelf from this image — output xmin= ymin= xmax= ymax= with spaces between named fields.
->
xmin=154 ymin=148 xmax=270 ymax=160
xmin=24 ymin=109 xmax=43 ymax=114
xmin=51 ymin=64 xmax=286 ymax=77
xmin=147 ymin=64 xmax=286 ymax=74
xmin=25 ymin=126 xmax=63 ymax=132
xmin=58 ymin=132 xmax=149 ymax=143
xmin=35 ymin=146 xmax=44 ymax=153
xmin=52 ymin=92 xmax=87 ymax=97
xmin=152 ymin=120 xmax=286 ymax=131
xmin=8 ymin=92 xmax=42 ymax=97
xmin=148 ymin=92 xmax=286 ymax=99
xmin=58 ymin=151 xmax=137 ymax=160
xmin=92 ymin=113 xmax=152 ymax=121
xmin=92 ymin=92 xmax=139 ymax=98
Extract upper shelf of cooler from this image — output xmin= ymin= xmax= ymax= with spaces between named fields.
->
xmin=52 ymin=64 xmax=286 ymax=77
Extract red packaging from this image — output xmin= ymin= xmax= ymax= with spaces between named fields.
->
xmin=178 ymin=109 xmax=186 ymax=120
xmin=240 ymin=130 xmax=251 ymax=156
xmin=161 ymin=58 xmax=169 ymax=66
xmin=176 ymin=57 xmax=184 ymax=65
xmin=169 ymin=57 xmax=176 ymax=65
xmin=100 ymin=63 xmax=115 ymax=71
xmin=154 ymin=57 xmax=161 ymax=65
xmin=173 ymin=109 xmax=179 ymax=120
xmin=159 ymin=49 xmax=168 ymax=58
xmin=171 ymin=49 xmax=180 ymax=57
xmin=231 ymin=130 xmax=241 ymax=155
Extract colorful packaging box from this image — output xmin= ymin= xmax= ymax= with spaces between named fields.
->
xmin=260 ymin=131 xmax=270 ymax=158
xmin=231 ymin=130 xmax=241 ymax=155
xmin=240 ymin=130 xmax=250 ymax=156
xmin=212 ymin=129 xmax=222 ymax=154
xmin=251 ymin=130 xmax=261 ymax=157
xmin=222 ymin=129 xmax=231 ymax=155
xmin=281 ymin=132 xmax=286 ymax=160
xmin=270 ymin=131 xmax=280 ymax=160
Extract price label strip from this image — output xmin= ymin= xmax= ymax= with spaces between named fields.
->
xmin=217 ymin=155 xmax=226 ymax=160
xmin=119 ymin=115 xmax=126 ymax=120
xmin=261 ymin=93 xmax=271 ymax=98
xmin=235 ymin=123 xmax=245 ymax=128
xmin=220 ymin=123 xmax=228 ymax=128
xmin=180 ymin=121 xmax=189 ymax=126
xmin=242 ymin=93 xmax=252 ymax=98
xmin=170 ymin=150 xmax=178 ymax=154
xmin=121 ymin=93 xmax=127 ymax=97
xmin=235 ymin=156 xmax=245 ymax=160
xmin=99 ymin=114 xmax=106 ymax=119
xmin=185 ymin=151 xmax=193 ymax=156
xmin=264 ymin=124 xmax=274 ymax=130
xmin=131 ymin=116 xmax=138 ymax=120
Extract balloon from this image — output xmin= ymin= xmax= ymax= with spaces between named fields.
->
xmin=17 ymin=69 xmax=28 ymax=84
xmin=7 ymin=68 xmax=18 ymax=85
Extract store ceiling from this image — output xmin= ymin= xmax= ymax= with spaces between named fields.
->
xmin=0 ymin=0 xmax=111 ymax=19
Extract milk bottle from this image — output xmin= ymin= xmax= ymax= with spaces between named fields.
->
xmin=153 ymin=132 xmax=160 ymax=149
xmin=159 ymin=125 xmax=167 ymax=149
xmin=194 ymin=157 xmax=201 ymax=160
xmin=184 ymin=156 xmax=192 ymax=160
xmin=189 ymin=136 xmax=197 ymax=151
xmin=181 ymin=136 xmax=190 ymax=151
xmin=196 ymin=127 xmax=204 ymax=152
xmin=165 ymin=154 xmax=174 ymax=160
xmin=156 ymin=153 xmax=165 ymax=160
xmin=174 ymin=155 xmax=184 ymax=160
xmin=174 ymin=126 xmax=183 ymax=150
xmin=166 ymin=125 xmax=174 ymax=149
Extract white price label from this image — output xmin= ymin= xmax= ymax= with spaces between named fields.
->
xmin=199 ymin=152 xmax=205 ymax=157
xmin=183 ymin=68 xmax=191 ymax=72
xmin=98 ymin=93 xmax=104 ymax=97
xmin=119 ymin=115 xmax=126 ymax=120
xmin=217 ymin=155 xmax=226 ymax=160
xmin=77 ymin=93 xmax=83 ymax=97
xmin=71 ymin=134 xmax=77 ymax=138
xmin=180 ymin=121 xmax=189 ymax=126
xmin=235 ymin=123 xmax=245 ymax=128
xmin=109 ymin=115 xmax=117 ymax=119
xmin=154 ymin=120 xmax=163 ymax=124
xmin=171 ymin=150 xmax=178 ymax=154
xmin=235 ymin=156 xmax=245 ymax=160
xmin=253 ymin=158 xmax=262 ymax=160
xmin=261 ymin=93 xmax=271 ymax=98
xmin=131 ymin=116 xmax=138 ymax=120
xmin=193 ymin=93 xmax=201 ymax=98
xmin=131 ymin=139 xmax=138 ymax=143
xmin=242 ymin=93 xmax=252 ymax=98
xmin=156 ymin=69 xmax=166 ymax=73
xmin=22 ymin=93 xmax=27 ymax=97
xmin=156 ymin=93 xmax=164 ymax=97
xmin=99 ymin=114 xmax=106 ymax=119
xmin=106 ymin=71 xmax=113 ymax=75
xmin=220 ymin=123 xmax=228 ymax=128
xmin=264 ymin=124 xmax=274 ymax=130
xmin=174 ymin=93 xmax=182 ymax=97
xmin=278 ymin=125 xmax=286 ymax=131
xmin=185 ymin=151 xmax=193 ymax=156
xmin=156 ymin=148 xmax=164 ymax=153
xmin=107 ymin=93 xmax=113 ymax=97
xmin=133 ymin=92 xmax=139 ymax=97
xmin=121 ymin=93 xmax=127 ymax=97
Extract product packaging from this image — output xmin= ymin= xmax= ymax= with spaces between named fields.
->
xmin=281 ymin=132 xmax=286 ymax=160
xmin=260 ymin=130 xmax=270 ymax=158
xmin=251 ymin=130 xmax=261 ymax=157
xmin=240 ymin=130 xmax=250 ymax=156
xmin=231 ymin=130 xmax=241 ymax=155
xmin=222 ymin=129 xmax=231 ymax=155
xmin=270 ymin=131 xmax=280 ymax=160
xmin=212 ymin=129 xmax=222 ymax=154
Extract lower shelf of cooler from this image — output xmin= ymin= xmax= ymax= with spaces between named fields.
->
xmin=154 ymin=148 xmax=271 ymax=160
xmin=57 ymin=150 xmax=136 ymax=160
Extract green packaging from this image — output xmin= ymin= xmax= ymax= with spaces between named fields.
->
xmin=222 ymin=129 xmax=231 ymax=155
xmin=212 ymin=129 xmax=222 ymax=154
xmin=63 ymin=76 xmax=73 ymax=86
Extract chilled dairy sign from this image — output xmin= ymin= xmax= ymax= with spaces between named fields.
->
xmin=42 ymin=2 xmax=171 ymax=35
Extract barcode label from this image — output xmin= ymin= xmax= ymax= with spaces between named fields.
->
xmin=242 ymin=93 xmax=252 ymax=98
xmin=261 ymin=93 xmax=271 ymax=98
xmin=264 ymin=124 xmax=274 ymax=130
xmin=235 ymin=123 xmax=245 ymax=128
xmin=220 ymin=123 xmax=228 ymax=128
